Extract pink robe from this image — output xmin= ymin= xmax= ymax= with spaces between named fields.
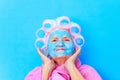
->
xmin=25 ymin=59 xmax=102 ymax=80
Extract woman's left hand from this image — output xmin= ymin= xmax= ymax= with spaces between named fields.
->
xmin=65 ymin=47 xmax=81 ymax=69
xmin=64 ymin=47 xmax=85 ymax=80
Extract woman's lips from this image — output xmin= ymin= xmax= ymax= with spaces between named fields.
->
xmin=56 ymin=48 xmax=65 ymax=51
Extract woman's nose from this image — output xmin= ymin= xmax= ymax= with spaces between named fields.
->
xmin=58 ymin=41 xmax=64 ymax=47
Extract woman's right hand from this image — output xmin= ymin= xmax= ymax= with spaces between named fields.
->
xmin=37 ymin=48 xmax=55 ymax=80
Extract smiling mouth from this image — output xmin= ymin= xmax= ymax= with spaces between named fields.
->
xmin=56 ymin=48 xmax=65 ymax=51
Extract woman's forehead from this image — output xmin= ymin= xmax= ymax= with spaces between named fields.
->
xmin=49 ymin=30 xmax=72 ymax=39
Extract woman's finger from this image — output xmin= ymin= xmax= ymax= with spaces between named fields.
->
xmin=37 ymin=48 xmax=49 ymax=61
xmin=46 ymin=53 xmax=49 ymax=57
xmin=75 ymin=47 xmax=81 ymax=56
xmin=37 ymin=48 xmax=44 ymax=56
xmin=45 ymin=48 xmax=49 ymax=57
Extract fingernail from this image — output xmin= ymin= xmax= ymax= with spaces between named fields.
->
xmin=37 ymin=48 xmax=41 ymax=52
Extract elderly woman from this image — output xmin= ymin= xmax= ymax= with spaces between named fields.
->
xmin=25 ymin=16 xmax=102 ymax=80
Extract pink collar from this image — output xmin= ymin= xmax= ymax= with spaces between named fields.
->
xmin=53 ymin=59 xmax=81 ymax=75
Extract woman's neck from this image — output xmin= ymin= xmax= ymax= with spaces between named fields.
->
xmin=52 ymin=56 xmax=70 ymax=66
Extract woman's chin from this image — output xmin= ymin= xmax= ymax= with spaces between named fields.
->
xmin=52 ymin=56 xmax=70 ymax=66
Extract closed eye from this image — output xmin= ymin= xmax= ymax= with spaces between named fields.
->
xmin=50 ymin=37 xmax=58 ymax=42
xmin=64 ymin=39 xmax=70 ymax=41
xmin=51 ymin=39 xmax=57 ymax=42
xmin=63 ymin=37 xmax=71 ymax=42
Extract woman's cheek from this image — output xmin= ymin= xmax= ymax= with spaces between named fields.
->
xmin=47 ymin=42 xmax=57 ymax=56
xmin=65 ymin=42 xmax=75 ymax=55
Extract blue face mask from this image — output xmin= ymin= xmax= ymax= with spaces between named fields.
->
xmin=47 ymin=29 xmax=75 ymax=57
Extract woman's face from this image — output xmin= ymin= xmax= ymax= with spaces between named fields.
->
xmin=47 ymin=29 xmax=75 ymax=57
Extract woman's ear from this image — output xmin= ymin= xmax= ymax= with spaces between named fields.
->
xmin=75 ymin=47 xmax=81 ymax=52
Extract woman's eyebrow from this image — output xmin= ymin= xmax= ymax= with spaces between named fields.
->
xmin=51 ymin=36 xmax=58 ymax=39
xmin=63 ymin=36 xmax=70 ymax=38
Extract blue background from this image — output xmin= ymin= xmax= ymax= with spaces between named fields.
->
xmin=0 ymin=0 xmax=120 ymax=80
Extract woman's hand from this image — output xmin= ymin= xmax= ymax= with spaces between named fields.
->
xmin=65 ymin=47 xmax=81 ymax=69
xmin=65 ymin=47 xmax=85 ymax=80
xmin=37 ymin=48 xmax=55 ymax=80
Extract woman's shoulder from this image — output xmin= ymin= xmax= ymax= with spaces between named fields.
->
xmin=78 ymin=64 xmax=102 ymax=80
xmin=79 ymin=64 xmax=97 ymax=71
xmin=24 ymin=66 xmax=42 ymax=80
